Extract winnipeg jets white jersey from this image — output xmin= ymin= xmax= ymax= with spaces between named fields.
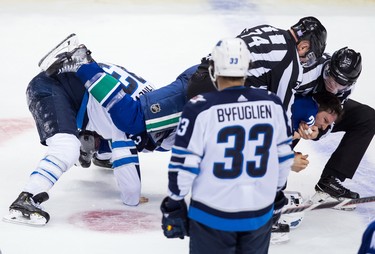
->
xmin=85 ymin=63 xmax=155 ymax=206
xmin=168 ymin=86 xmax=294 ymax=232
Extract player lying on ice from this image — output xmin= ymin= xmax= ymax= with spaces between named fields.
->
xmin=4 ymin=34 xmax=197 ymax=226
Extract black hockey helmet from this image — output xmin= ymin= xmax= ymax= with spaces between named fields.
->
xmin=328 ymin=47 xmax=362 ymax=86
xmin=291 ymin=16 xmax=327 ymax=59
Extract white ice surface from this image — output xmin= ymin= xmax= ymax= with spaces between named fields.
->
xmin=0 ymin=1 xmax=374 ymax=253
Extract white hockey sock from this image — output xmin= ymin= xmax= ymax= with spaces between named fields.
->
xmin=23 ymin=155 xmax=66 ymax=195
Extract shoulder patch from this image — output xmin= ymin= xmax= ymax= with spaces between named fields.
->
xmin=189 ymin=94 xmax=206 ymax=104
xmin=150 ymin=103 xmax=161 ymax=113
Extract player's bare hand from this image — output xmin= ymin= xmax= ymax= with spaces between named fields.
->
xmin=297 ymin=123 xmax=319 ymax=140
xmin=292 ymin=152 xmax=309 ymax=172
xmin=140 ymin=196 xmax=149 ymax=204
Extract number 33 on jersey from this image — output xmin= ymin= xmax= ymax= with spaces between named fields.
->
xmin=168 ymin=87 xmax=294 ymax=231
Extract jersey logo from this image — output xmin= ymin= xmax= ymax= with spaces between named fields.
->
xmin=237 ymin=95 xmax=248 ymax=102
xmin=190 ymin=94 xmax=206 ymax=104
xmin=150 ymin=103 xmax=161 ymax=113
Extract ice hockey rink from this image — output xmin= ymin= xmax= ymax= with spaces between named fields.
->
xmin=0 ymin=0 xmax=374 ymax=253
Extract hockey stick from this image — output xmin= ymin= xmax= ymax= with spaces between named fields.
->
xmin=282 ymin=195 xmax=375 ymax=214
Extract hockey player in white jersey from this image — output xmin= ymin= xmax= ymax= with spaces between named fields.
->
xmin=160 ymin=38 xmax=294 ymax=253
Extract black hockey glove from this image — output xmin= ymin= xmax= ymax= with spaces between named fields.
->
xmin=160 ymin=197 xmax=189 ymax=239
xmin=272 ymin=191 xmax=288 ymax=225
xmin=78 ymin=130 xmax=100 ymax=168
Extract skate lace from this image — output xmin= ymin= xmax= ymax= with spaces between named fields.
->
xmin=30 ymin=198 xmax=44 ymax=211
xmin=57 ymin=46 xmax=91 ymax=74
xmin=331 ymin=177 xmax=350 ymax=192
xmin=58 ymin=62 xmax=80 ymax=74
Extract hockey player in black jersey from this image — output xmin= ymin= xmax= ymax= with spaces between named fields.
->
xmin=296 ymin=47 xmax=375 ymax=204
xmin=161 ymin=38 xmax=294 ymax=253
xmin=187 ymin=16 xmax=327 ymax=116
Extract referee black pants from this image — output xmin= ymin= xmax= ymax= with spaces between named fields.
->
xmin=321 ymin=99 xmax=375 ymax=181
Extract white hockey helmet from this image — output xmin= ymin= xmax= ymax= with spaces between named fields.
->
xmin=209 ymin=38 xmax=251 ymax=83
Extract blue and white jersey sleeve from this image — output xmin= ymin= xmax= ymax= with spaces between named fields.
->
xmin=111 ymin=126 xmax=141 ymax=206
xmin=85 ymin=97 xmax=141 ymax=206
xmin=167 ymin=96 xmax=206 ymax=201
xmin=273 ymin=95 xmax=294 ymax=190
xmin=100 ymin=63 xmax=156 ymax=101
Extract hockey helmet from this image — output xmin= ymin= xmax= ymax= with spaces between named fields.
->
xmin=292 ymin=16 xmax=327 ymax=65
xmin=209 ymin=38 xmax=251 ymax=84
xmin=328 ymin=47 xmax=362 ymax=86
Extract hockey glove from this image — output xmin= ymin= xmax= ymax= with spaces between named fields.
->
xmin=78 ymin=130 xmax=100 ymax=168
xmin=272 ymin=191 xmax=288 ymax=225
xmin=160 ymin=197 xmax=189 ymax=239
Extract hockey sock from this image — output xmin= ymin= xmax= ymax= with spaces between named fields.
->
xmin=23 ymin=155 xmax=66 ymax=195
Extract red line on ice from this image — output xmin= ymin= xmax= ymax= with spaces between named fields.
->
xmin=69 ymin=210 xmax=160 ymax=233
xmin=0 ymin=118 xmax=35 ymax=144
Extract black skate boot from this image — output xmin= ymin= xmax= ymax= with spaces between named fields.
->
xmin=312 ymin=176 xmax=360 ymax=210
xmin=92 ymin=153 xmax=112 ymax=169
xmin=45 ymin=44 xmax=93 ymax=76
xmin=4 ymin=192 xmax=50 ymax=225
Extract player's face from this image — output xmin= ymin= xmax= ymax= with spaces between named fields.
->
xmin=323 ymin=75 xmax=347 ymax=94
xmin=323 ymin=65 xmax=349 ymax=94
xmin=298 ymin=41 xmax=317 ymax=68
xmin=315 ymin=111 xmax=337 ymax=130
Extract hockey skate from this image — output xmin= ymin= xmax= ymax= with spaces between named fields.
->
xmin=92 ymin=153 xmax=113 ymax=169
xmin=39 ymin=33 xmax=79 ymax=72
xmin=44 ymin=44 xmax=93 ymax=76
xmin=3 ymin=192 xmax=50 ymax=226
xmin=312 ymin=176 xmax=360 ymax=211
xmin=270 ymin=223 xmax=290 ymax=244
xmin=279 ymin=191 xmax=305 ymax=229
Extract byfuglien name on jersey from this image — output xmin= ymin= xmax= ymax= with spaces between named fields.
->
xmin=217 ymin=104 xmax=272 ymax=122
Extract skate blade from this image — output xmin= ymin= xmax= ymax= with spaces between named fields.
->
xmin=311 ymin=191 xmax=356 ymax=211
xmin=280 ymin=214 xmax=304 ymax=229
xmin=3 ymin=209 xmax=47 ymax=226
xmin=38 ymin=33 xmax=79 ymax=71
xmin=270 ymin=232 xmax=290 ymax=244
